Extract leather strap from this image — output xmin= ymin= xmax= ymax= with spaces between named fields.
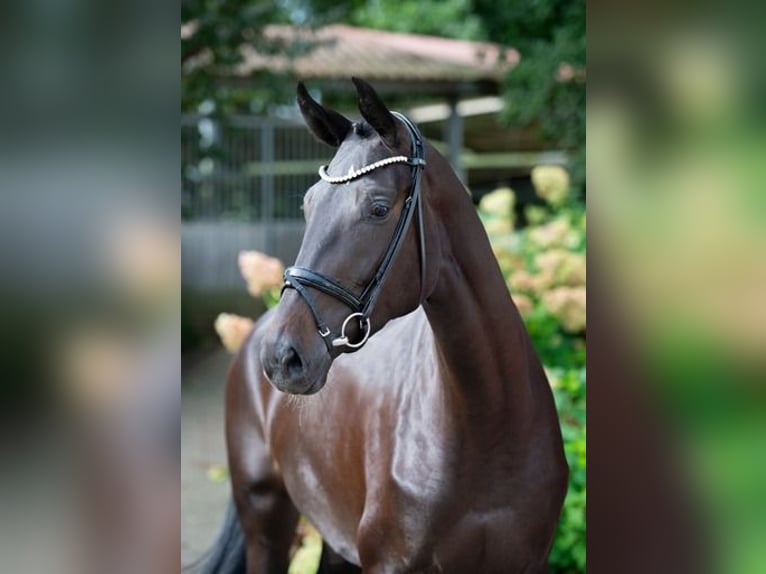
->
xmin=281 ymin=278 xmax=335 ymax=354
xmin=284 ymin=267 xmax=362 ymax=312
xmin=357 ymin=113 xmax=425 ymax=316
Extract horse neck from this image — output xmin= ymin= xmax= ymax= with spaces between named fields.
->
xmin=421 ymin=150 xmax=541 ymax=428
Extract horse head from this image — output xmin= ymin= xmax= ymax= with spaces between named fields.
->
xmin=260 ymin=78 xmax=437 ymax=395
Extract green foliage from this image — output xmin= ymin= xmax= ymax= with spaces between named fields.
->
xmin=475 ymin=0 xmax=586 ymax=192
xmin=549 ymin=367 xmax=587 ymax=573
xmin=524 ymin=302 xmax=586 ymax=371
xmin=349 ymin=0 xmax=484 ymax=40
xmin=182 ymin=0 xmax=294 ymax=113
xmin=262 ymin=287 xmax=281 ymax=310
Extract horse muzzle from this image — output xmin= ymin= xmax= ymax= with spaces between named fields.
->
xmin=260 ymin=327 xmax=331 ymax=395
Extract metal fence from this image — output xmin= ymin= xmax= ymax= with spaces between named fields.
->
xmin=182 ymin=114 xmax=329 ymax=291
xmin=181 ymin=114 xmax=332 ymax=223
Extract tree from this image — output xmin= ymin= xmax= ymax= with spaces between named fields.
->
xmin=182 ymin=0 xmax=292 ymax=114
xmin=349 ymin=0 xmax=484 ymax=40
xmin=473 ymin=0 xmax=586 ymax=193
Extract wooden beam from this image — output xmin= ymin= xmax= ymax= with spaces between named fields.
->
xmin=461 ymin=150 xmax=568 ymax=169
xmin=445 ymin=96 xmax=465 ymax=183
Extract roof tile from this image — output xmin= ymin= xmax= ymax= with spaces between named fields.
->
xmin=238 ymin=24 xmax=517 ymax=84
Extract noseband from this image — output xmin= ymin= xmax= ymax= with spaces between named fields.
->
xmin=282 ymin=112 xmax=427 ymax=354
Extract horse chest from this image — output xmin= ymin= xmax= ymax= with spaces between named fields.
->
xmin=262 ymin=309 xmax=543 ymax=568
xmin=268 ymin=367 xmax=456 ymax=564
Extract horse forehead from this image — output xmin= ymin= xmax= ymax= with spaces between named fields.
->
xmin=331 ymin=135 xmax=384 ymax=172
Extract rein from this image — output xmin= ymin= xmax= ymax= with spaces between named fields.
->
xmin=282 ymin=112 xmax=427 ymax=354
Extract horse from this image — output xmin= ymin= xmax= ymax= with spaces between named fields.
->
xmin=196 ymin=78 xmax=568 ymax=574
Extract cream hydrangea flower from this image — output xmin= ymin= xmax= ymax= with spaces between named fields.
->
xmin=238 ymin=250 xmax=285 ymax=297
xmin=493 ymin=246 xmax=522 ymax=277
xmin=508 ymin=270 xmax=538 ymax=294
xmin=560 ymin=252 xmax=586 ymax=286
xmin=214 ymin=313 xmax=255 ymax=353
xmin=483 ymin=218 xmax=513 ymax=236
xmin=542 ymin=286 xmax=586 ymax=333
xmin=512 ymin=293 xmax=534 ymax=316
xmin=531 ymin=165 xmax=570 ymax=206
xmin=535 ymin=250 xmax=586 ymax=287
xmin=529 ymin=218 xmax=574 ymax=249
xmin=479 ymin=187 xmax=515 ymax=219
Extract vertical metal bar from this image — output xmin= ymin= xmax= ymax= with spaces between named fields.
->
xmin=261 ymin=119 xmax=275 ymax=253
xmin=445 ymin=95 xmax=465 ymax=184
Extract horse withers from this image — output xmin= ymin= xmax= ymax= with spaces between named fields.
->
xmin=196 ymin=78 xmax=568 ymax=573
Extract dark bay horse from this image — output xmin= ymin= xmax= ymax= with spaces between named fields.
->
xmin=198 ymin=78 xmax=568 ymax=573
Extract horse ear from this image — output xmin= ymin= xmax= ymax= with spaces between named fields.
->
xmin=351 ymin=77 xmax=398 ymax=149
xmin=296 ymin=82 xmax=351 ymax=147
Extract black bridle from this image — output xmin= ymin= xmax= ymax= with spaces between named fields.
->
xmin=282 ymin=112 xmax=427 ymax=354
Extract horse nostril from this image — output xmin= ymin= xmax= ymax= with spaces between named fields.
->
xmin=280 ymin=346 xmax=304 ymax=378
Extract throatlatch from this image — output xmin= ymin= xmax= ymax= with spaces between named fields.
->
xmin=282 ymin=112 xmax=427 ymax=354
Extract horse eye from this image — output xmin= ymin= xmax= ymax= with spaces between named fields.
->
xmin=371 ymin=203 xmax=389 ymax=218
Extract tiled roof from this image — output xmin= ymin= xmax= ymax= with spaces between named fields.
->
xmin=238 ymin=24 xmax=517 ymax=85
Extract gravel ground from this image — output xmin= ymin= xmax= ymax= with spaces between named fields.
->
xmin=181 ymin=349 xmax=232 ymax=566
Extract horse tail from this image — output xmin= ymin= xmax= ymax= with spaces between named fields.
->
xmin=184 ymin=498 xmax=246 ymax=574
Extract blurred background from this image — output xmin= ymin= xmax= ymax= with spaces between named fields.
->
xmin=0 ymin=1 xmax=179 ymax=573
xmin=588 ymin=3 xmax=766 ymax=572
xmin=180 ymin=0 xmax=585 ymax=572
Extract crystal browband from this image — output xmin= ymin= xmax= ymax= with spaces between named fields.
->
xmin=318 ymin=156 xmax=426 ymax=184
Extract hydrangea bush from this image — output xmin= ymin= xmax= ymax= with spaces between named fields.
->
xmin=214 ymin=164 xmax=586 ymax=573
